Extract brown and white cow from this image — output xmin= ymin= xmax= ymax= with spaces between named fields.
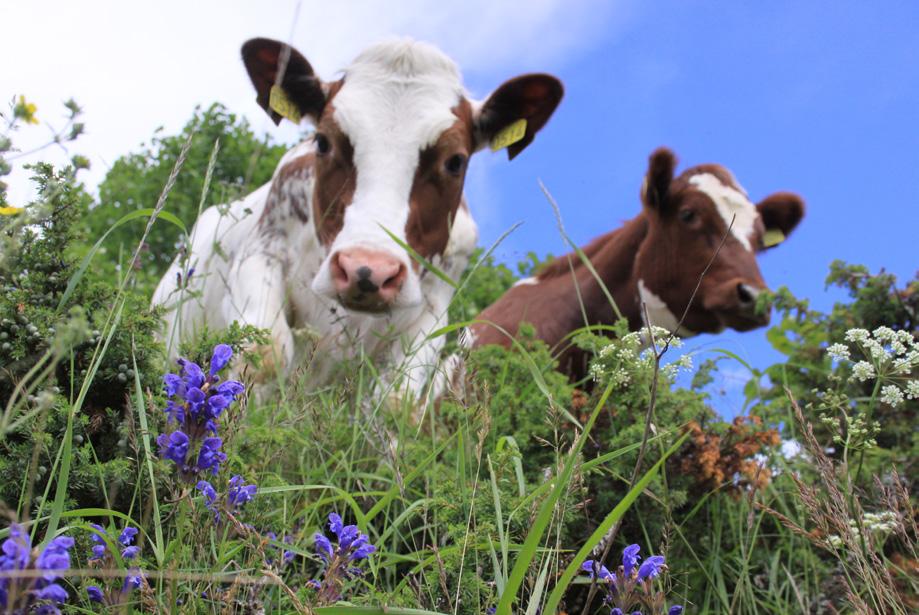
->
xmin=151 ymin=37 xmax=563 ymax=396
xmin=469 ymin=147 xmax=804 ymax=377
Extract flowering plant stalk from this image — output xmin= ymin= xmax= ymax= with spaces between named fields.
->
xmin=84 ymin=523 xmax=144 ymax=606
xmin=157 ymin=344 xmax=244 ymax=482
xmin=311 ymin=513 xmax=376 ymax=604
xmin=583 ymin=543 xmax=682 ymax=615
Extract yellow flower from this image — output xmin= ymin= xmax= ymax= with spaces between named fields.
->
xmin=14 ymin=95 xmax=39 ymax=125
xmin=0 ymin=206 xmax=23 ymax=216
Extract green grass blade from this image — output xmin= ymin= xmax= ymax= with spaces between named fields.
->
xmin=495 ymin=382 xmax=615 ymax=614
xmin=379 ymin=224 xmax=457 ymax=289
xmin=56 ymin=208 xmax=186 ymax=311
xmin=132 ymin=351 xmax=165 ymax=566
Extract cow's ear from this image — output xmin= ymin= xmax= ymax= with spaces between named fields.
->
xmin=641 ymin=147 xmax=677 ymax=210
xmin=242 ymin=38 xmax=326 ymax=126
xmin=757 ymin=192 xmax=805 ymax=248
xmin=474 ymin=74 xmax=563 ymax=160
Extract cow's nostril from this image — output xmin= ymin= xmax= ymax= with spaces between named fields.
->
xmin=357 ymin=277 xmax=379 ymax=293
xmin=330 ymin=253 xmax=349 ymax=286
xmin=382 ymin=263 xmax=407 ymax=292
xmin=737 ymin=283 xmax=756 ymax=307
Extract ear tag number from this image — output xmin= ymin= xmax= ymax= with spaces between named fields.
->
xmin=269 ymin=85 xmax=302 ymax=123
xmin=490 ymin=118 xmax=527 ymax=152
xmin=763 ymin=228 xmax=785 ymax=247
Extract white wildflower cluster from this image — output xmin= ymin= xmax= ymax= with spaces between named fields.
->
xmin=851 ymin=361 xmax=875 ymax=382
xmin=589 ymin=326 xmax=684 ymax=388
xmin=827 ymin=328 xmax=919 ymax=402
xmin=827 ymin=511 xmax=899 ymax=549
xmin=880 ymin=384 xmax=904 ymax=408
xmin=906 ymin=380 xmax=919 ymax=400
xmin=663 ymin=353 xmax=693 ymax=378
xmin=826 ymin=343 xmax=850 ymax=361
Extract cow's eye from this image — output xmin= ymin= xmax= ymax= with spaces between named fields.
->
xmin=314 ymin=133 xmax=332 ymax=156
xmin=444 ymin=154 xmax=467 ymax=177
xmin=679 ymin=209 xmax=695 ymax=223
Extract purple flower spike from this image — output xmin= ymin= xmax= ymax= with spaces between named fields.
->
xmin=196 ymin=437 xmax=226 ymax=474
xmin=87 ymin=585 xmax=104 ymax=603
xmin=611 ymin=609 xmax=623 ymax=615
xmin=118 ymin=527 xmax=138 ymax=546
xmin=158 ymin=430 xmax=190 ymax=466
xmin=637 ymin=555 xmax=666 ymax=581
xmin=216 ymin=380 xmax=245 ymax=398
xmin=209 ymin=344 xmax=233 ymax=375
xmin=163 ymin=373 xmax=184 ymax=397
xmin=328 ymin=513 xmax=343 ymax=537
xmin=350 ymin=542 xmax=376 ymax=561
xmin=622 ymin=543 xmax=641 ymax=576
xmin=314 ymin=532 xmax=333 ymax=561
xmin=668 ymin=606 xmax=684 ymax=615
xmin=227 ymin=475 xmax=257 ymax=509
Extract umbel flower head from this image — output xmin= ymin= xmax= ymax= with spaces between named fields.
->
xmin=86 ymin=524 xmax=143 ymax=604
xmin=310 ymin=512 xmax=376 ymax=604
xmin=0 ymin=523 xmax=74 ymax=614
xmin=156 ymin=344 xmax=245 ymax=482
xmin=582 ymin=543 xmax=682 ymax=615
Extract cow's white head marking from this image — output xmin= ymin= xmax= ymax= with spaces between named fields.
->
xmin=242 ymin=37 xmax=563 ymax=314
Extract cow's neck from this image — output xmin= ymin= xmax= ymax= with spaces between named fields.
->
xmin=538 ymin=214 xmax=648 ymax=338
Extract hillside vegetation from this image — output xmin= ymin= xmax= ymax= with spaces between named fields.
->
xmin=1 ymin=98 xmax=916 ymax=614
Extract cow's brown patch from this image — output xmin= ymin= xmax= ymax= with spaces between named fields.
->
xmin=404 ymin=99 xmax=476 ymax=265
xmin=311 ymin=83 xmax=357 ymax=247
xmin=264 ymin=153 xmax=316 ymax=224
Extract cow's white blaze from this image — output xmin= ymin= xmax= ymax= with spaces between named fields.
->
xmin=688 ymin=172 xmax=758 ymax=251
xmin=513 ymin=276 xmax=539 ymax=287
xmin=311 ymin=39 xmax=466 ymax=308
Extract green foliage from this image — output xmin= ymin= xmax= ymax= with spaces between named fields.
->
xmin=89 ymin=103 xmax=289 ymax=287
xmin=0 ymin=151 xmax=163 ymax=513
xmin=748 ymin=261 xmax=918 ymax=490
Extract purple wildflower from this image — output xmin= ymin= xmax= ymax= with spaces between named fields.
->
xmin=157 ymin=430 xmax=189 ymax=466
xmin=637 ymin=555 xmax=665 ymax=581
xmin=668 ymin=606 xmax=684 ymax=615
xmin=622 ymin=543 xmax=641 ymax=576
xmin=86 ymin=585 xmax=104 ymax=603
xmin=582 ymin=559 xmax=614 ymax=582
xmin=227 ymin=475 xmax=257 ymax=508
xmin=196 ymin=437 xmax=226 ymax=475
xmin=314 ymin=532 xmax=334 ymax=561
xmin=210 ymin=344 xmax=233 ymax=375
xmin=158 ymin=345 xmax=245 ymax=482
xmin=0 ymin=524 xmax=73 ymax=613
xmin=311 ymin=512 xmax=376 ymax=604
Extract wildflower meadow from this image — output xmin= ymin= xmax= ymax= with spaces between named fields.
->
xmin=0 ymin=91 xmax=916 ymax=615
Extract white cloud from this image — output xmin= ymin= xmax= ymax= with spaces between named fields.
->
xmin=1 ymin=0 xmax=629 ymax=205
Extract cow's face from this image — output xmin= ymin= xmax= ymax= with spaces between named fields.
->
xmin=242 ymin=38 xmax=563 ymax=314
xmin=634 ymin=148 xmax=804 ymax=334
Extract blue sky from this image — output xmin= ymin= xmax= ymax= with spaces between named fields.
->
xmin=4 ymin=1 xmax=917 ymax=415
xmin=461 ymin=2 xmax=918 ymax=414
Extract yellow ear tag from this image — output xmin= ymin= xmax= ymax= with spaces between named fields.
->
xmin=0 ymin=206 xmax=23 ymax=216
xmin=269 ymin=84 xmax=302 ymax=123
xmin=490 ymin=118 xmax=527 ymax=152
xmin=763 ymin=228 xmax=786 ymax=248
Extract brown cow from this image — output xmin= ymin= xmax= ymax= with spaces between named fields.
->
xmin=468 ymin=147 xmax=804 ymax=377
